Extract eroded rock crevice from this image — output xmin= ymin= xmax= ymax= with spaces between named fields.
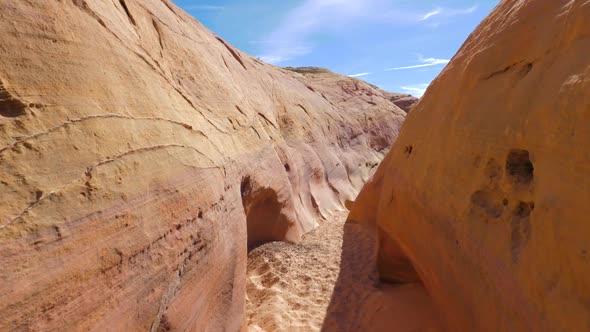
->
xmin=0 ymin=80 xmax=27 ymax=118
xmin=241 ymin=176 xmax=292 ymax=251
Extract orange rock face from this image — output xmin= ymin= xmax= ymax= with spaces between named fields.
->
xmin=349 ymin=0 xmax=590 ymax=330
xmin=0 ymin=0 xmax=405 ymax=330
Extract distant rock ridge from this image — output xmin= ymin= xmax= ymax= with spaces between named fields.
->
xmin=286 ymin=66 xmax=417 ymax=112
xmin=284 ymin=66 xmax=333 ymax=75
xmin=383 ymin=92 xmax=418 ymax=113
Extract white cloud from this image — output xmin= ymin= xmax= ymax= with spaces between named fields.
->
xmin=257 ymin=44 xmax=313 ymax=64
xmin=348 ymin=72 xmax=372 ymax=78
xmin=455 ymin=5 xmax=479 ymax=15
xmin=419 ymin=5 xmax=478 ymax=22
xmin=256 ymin=1 xmax=478 ymax=64
xmin=420 ymin=8 xmax=441 ymax=21
xmin=401 ymin=83 xmax=430 ymax=97
xmin=257 ymin=0 xmax=372 ymax=64
xmin=386 ymin=57 xmax=450 ymax=71
xmin=258 ymin=55 xmax=285 ymax=64
xmin=185 ymin=5 xmax=225 ymax=11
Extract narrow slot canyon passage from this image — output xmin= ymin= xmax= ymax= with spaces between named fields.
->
xmin=245 ymin=211 xmax=444 ymax=332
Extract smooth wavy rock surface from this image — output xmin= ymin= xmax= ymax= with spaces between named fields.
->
xmin=0 ymin=0 xmax=406 ymax=330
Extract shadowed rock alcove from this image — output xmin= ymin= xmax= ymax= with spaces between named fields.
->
xmin=241 ymin=176 xmax=292 ymax=251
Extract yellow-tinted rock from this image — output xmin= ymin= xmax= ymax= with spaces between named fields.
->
xmin=0 ymin=0 xmax=405 ymax=330
xmin=349 ymin=0 xmax=590 ymax=330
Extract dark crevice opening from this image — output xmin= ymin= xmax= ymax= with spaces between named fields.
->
xmin=152 ymin=18 xmax=164 ymax=51
xmin=215 ymin=37 xmax=247 ymax=71
xmin=506 ymin=149 xmax=534 ymax=185
xmin=241 ymin=176 xmax=290 ymax=252
xmin=118 ymin=0 xmax=136 ymax=26
xmin=0 ymin=81 xmax=27 ymax=118
xmin=377 ymin=227 xmax=423 ymax=285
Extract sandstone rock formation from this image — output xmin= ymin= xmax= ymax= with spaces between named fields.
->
xmin=0 ymin=0 xmax=406 ymax=330
xmin=382 ymin=92 xmax=418 ymax=113
xmin=286 ymin=67 xmax=418 ymax=113
xmin=349 ymin=0 xmax=590 ymax=330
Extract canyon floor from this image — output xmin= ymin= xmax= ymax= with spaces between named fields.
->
xmin=246 ymin=211 xmax=443 ymax=332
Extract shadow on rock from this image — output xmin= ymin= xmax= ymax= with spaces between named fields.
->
xmin=322 ymin=222 xmax=444 ymax=332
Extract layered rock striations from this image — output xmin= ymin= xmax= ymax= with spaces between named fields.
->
xmin=349 ymin=0 xmax=590 ymax=331
xmin=0 ymin=0 xmax=405 ymax=330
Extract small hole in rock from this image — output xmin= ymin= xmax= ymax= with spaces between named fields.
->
xmin=520 ymin=63 xmax=533 ymax=77
xmin=241 ymin=176 xmax=252 ymax=196
xmin=506 ymin=149 xmax=534 ymax=185
xmin=513 ymin=201 xmax=534 ymax=219
xmin=404 ymin=145 xmax=413 ymax=157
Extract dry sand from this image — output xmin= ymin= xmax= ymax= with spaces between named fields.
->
xmin=246 ymin=211 xmax=443 ymax=331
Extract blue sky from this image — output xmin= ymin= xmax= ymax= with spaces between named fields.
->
xmin=176 ymin=0 xmax=500 ymax=97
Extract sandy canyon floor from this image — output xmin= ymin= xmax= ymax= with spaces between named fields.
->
xmin=246 ymin=212 xmax=443 ymax=332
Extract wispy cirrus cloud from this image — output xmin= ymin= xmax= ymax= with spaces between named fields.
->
xmin=184 ymin=5 xmax=225 ymax=11
xmin=256 ymin=0 xmax=375 ymax=64
xmin=386 ymin=57 xmax=450 ymax=71
xmin=450 ymin=5 xmax=479 ymax=16
xmin=255 ymin=1 xmax=480 ymax=65
xmin=401 ymin=83 xmax=430 ymax=97
xmin=258 ymin=45 xmax=312 ymax=64
xmin=420 ymin=8 xmax=442 ymax=21
xmin=420 ymin=5 xmax=478 ymax=22
xmin=348 ymin=72 xmax=372 ymax=78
